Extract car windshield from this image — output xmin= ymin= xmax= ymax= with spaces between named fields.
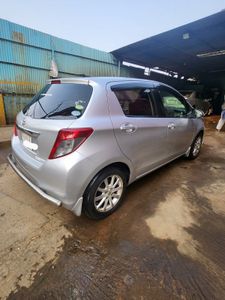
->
xmin=23 ymin=83 xmax=93 ymax=119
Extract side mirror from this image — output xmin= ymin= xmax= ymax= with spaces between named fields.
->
xmin=195 ymin=109 xmax=204 ymax=118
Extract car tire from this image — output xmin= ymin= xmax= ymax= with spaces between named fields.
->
xmin=186 ymin=134 xmax=203 ymax=160
xmin=83 ymin=167 xmax=127 ymax=219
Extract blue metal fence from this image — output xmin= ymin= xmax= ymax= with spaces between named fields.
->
xmin=0 ymin=18 xmax=132 ymax=123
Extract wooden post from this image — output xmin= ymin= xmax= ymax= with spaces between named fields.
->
xmin=0 ymin=93 xmax=6 ymax=126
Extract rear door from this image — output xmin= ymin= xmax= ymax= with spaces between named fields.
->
xmin=16 ymin=82 xmax=93 ymax=160
xmin=107 ymin=82 xmax=170 ymax=178
xmin=155 ymin=85 xmax=194 ymax=158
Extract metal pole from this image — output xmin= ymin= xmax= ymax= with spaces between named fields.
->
xmin=117 ymin=61 xmax=121 ymax=77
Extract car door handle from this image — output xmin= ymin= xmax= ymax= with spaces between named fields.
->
xmin=168 ymin=123 xmax=175 ymax=130
xmin=120 ymin=123 xmax=137 ymax=133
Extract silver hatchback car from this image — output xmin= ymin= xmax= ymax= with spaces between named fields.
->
xmin=9 ymin=77 xmax=204 ymax=219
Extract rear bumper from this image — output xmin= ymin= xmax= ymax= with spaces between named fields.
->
xmin=8 ymin=153 xmax=62 ymax=207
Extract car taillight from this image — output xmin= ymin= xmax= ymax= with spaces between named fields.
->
xmin=13 ymin=122 xmax=18 ymax=136
xmin=49 ymin=128 xmax=93 ymax=159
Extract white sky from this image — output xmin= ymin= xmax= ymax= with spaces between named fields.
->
xmin=0 ymin=0 xmax=225 ymax=52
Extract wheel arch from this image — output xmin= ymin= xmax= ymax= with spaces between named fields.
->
xmin=82 ymin=162 xmax=130 ymax=203
xmin=88 ymin=162 xmax=131 ymax=186
xmin=82 ymin=162 xmax=130 ymax=219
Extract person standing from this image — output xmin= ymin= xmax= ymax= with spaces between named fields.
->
xmin=216 ymin=102 xmax=225 ymax=131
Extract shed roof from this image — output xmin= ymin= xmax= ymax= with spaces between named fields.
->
xmin=112 ymin=11 xmax=225 ymax=77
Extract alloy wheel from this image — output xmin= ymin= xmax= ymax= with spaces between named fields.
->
xmin=94 ymin=175 xmax=123 ymax=212
xmin=193 ymin=136 xmax=202 ymax=157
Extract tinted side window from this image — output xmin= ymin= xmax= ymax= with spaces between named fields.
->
xmin=113 ymin=88 xmax=156 ymax=117
xmin=23 ymin=83 xmax=93 ymax=119
xmin=159 ymin=89 xmax=189 ymax=118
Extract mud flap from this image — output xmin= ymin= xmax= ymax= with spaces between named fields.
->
xmin=184 ymin=146 xmax=191 ymax=157
xmin=71 ymin=197 xmax=83 ymax=216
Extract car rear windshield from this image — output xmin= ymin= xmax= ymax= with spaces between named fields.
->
xmin=23 ymin=83 xmax=93 ymax=119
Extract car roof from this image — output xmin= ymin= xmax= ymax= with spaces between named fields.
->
xmin=48 ymin=77 xmax=186 ymax=97
xmin=48 ymin=77 xmax=186 ymax=101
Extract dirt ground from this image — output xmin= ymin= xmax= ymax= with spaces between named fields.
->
xmin=0 ymin=116 xmax=225 ymax=300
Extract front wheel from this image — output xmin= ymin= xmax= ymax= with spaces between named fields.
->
xmin=83 ymin=167 xmax=127 ymax=219
xmin=186 ymin=134 xmax=203 ymax=160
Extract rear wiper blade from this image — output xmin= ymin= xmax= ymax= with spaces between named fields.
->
xmin=41 ymin=103 xmax=63 ymax=119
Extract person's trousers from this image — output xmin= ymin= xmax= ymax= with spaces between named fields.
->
xmin=216 ymin=117 xmax=225 ymax=131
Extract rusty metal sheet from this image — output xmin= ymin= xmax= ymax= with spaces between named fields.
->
xmin=0 ymin=18 xmax=133 ymax=123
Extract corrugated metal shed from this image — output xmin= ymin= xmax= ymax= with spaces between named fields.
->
xmin=0 ymin=18 xmax=131 ymax=123
xmin=112 ymin=11 xmax=225 ymax=77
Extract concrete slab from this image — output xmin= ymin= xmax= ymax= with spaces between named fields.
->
xmin=0 ymin=164 xmax=72 ymax=299
xmin=0 ymin=194 xmax=47 ymax=252
xmin=0 ymin=126 xmax=13 ymax=143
